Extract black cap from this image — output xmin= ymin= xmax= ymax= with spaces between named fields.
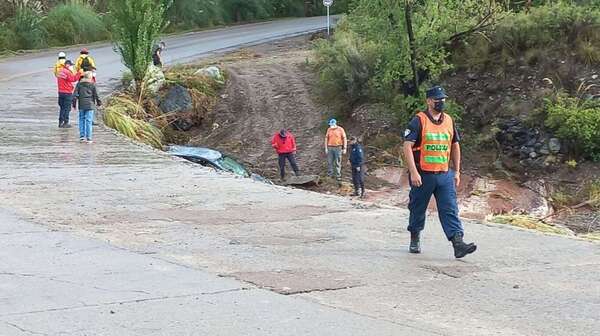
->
xmin=64 ymin=60 xmax=73 ymax=66
xmin=279 ymin=129 xmax=287 ymax=137
xmin=426 ymin=85 xmax=448 ymax=99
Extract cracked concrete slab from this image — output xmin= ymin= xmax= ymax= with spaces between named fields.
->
xmin=224 ymin=269 xmax=363 ymax=295
xmin=0 ymin=211 xmax=425 ymax=335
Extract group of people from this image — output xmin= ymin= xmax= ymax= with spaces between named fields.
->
xmin=54 ymin=48 xmax=100 ymax=143
xmin=273 ymin=85 xmax=477 ymax=259
xmin=53 ymin=42 xmax=166 ymax=143
xmin=54 ymin=47 xmax=475 ymax=259
xmin=271 ymin=118 xmax=365 ymax=197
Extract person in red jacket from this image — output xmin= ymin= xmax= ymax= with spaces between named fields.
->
xmin=56 ymin=60 xmax=82 ymax=128
xmin=271 ymin=129 xmax=300 ymax=180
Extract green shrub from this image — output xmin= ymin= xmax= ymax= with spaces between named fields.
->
xmin=587 ymin=180 xmax=600 ymax=209
xmin=494 ymin=3 xmax=600 ymax=62
xmin=166 ymin=0 xmax=225 ymax=31
xmin=10 ymin=6 xmax=46 ymax=50
xmin=43 ymin=2 xmax=110 ymax=46
xmin=313 ymin=0 xmax=503 ymax=122
xmin=110 ymin=0 xmax=170 ymax=88
xmin=312 ymin=28 xmax=378 ymax=113
xmin=545 ymin=94 xmax=600 ymax=160
xmin=0 ymin=23 xmax=17 ymax=52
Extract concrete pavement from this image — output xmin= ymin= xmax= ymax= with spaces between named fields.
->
xmin=0 ymin=210 xmax=418 ymax=336
xmin=0 ymin=19 xmax=599 ymax=335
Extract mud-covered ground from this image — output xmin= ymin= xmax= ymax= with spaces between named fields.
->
xmin=188 ymin=36 xmax=328 ymax=179
xmin=182 ymin=35 xmax=598 ymax=235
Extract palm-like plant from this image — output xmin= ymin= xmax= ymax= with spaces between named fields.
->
xmin=109 ymin=0 xmax=171 ymax=91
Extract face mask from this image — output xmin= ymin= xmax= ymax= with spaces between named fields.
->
xmin=434 ymin=100 xmax=445 ymax=112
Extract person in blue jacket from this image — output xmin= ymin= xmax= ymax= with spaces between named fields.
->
xmin=349 ymin=136 xmax=365 ymax=197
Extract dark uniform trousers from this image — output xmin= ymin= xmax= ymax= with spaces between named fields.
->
xmin=407 ymin=170 xmax=464 ymax=240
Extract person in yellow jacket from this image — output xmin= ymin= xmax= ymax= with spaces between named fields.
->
xmin=75 ymin=48 xmax=97 ymax=82
xmin=53 ymin=52 xmax=67 ymax=77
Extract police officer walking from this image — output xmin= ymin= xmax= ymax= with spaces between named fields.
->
xmin=402 ymin=86 xmax=477 ymax=258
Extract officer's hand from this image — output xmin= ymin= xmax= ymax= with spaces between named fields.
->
xmin=454 ymin=172 xmax=461 ymax=188
xmin=410 ymin=172 xmax=422 ymax=187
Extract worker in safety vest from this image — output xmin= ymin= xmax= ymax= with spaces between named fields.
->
xmin=53 ymin=52 xmax=68 ymax=77
xmin=75 ymin=48 xmax=97 ymax=82
xmin=402 ymin=85 xmax=477 ymax=258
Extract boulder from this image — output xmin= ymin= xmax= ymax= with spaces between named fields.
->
xmin=159 ymin=85 xmax=195 ymax=131
xmin=145 ymin=64 xmax=166 ymax=94
xmin=160 ymin=84 xmax=192 ymax=114
xmin=195 ymin=66 xmax=223 ymax=81
xmin=548 ymin=138 xmax=561 ymax=154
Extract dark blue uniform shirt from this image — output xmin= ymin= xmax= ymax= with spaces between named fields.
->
xmin=349 ymin=143 xmax=364 ymax=167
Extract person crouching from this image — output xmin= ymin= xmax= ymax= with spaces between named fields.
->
xmin=73 ymin=71 xmax=101 ymax=143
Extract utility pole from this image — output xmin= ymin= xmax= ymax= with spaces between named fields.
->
xmin=323 ymin=0 xmax=333 ymax=37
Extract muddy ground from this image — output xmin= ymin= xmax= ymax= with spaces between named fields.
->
xmin=180 ymin=35 xmax=598 ymax=235
xmin=188 ymin=37 xmax=328 ymax=179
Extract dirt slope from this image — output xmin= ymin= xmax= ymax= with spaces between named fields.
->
xmin=189 ymin=37 xmax=328 ymax=179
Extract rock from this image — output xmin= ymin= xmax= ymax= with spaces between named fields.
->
xmin=534 ymin=142 xmax=543 ymax=149
xmin=159 ymin=85 xmax=195 ymax=131
xmin=544 ymin=155 xmax=557 ymax=166
xmin=160 ymin=85 xmax=192 ymax=114
xmin=145 ymin=64 xmax=166 ymax=94
xmin=195 ymin=66 xmax=223 ymax=81
xmin=548 ymin=138 xmax=561 ymax=153
xmin=529 ymin=152 xmax=538 ymax=159
xmin=539 ymin=148 xmax=550 ymax=155
xmin=467 ymin=73 xmax=478 ymax=81
xmin=592 ymin=74 xmax=598 ymax=80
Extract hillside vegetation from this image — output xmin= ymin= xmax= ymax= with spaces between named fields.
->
xmin=0 ymin=0 xmax=350 ymax=52
xmin=313 ymin=0 xmax=600 ymax=163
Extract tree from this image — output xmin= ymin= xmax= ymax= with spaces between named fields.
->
xmin=109 ymin=0 xmax=171 ymax=90
xmin=343 ymin=0 xmax=505 ymax=96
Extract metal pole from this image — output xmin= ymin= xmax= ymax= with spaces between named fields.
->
xmin=327 ymin=6 xmax=330 ymax=37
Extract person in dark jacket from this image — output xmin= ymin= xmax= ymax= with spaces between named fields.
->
xmin=73 ymin=71 xmax=101 ymax=143
xmin=152 ymin=42 xmax=166 ymax=67
xmin=271 ymin=129 xmax=300 ymax=180
xmin=349 ymin=136 xmax=365 ymax=197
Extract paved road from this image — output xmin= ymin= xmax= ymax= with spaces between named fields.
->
xmin=0 ymin=18 xmax=599 ymax=336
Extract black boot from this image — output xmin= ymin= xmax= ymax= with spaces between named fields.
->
xmin=352 ymin=189 xmax=360 ymax=196
xmin=451 ymin=234 xmax=477 ymax=259
xmin=409 ymin=231 xmax=421 ymax=254
xmin=360 ymin=187 xmax=365 ymax=198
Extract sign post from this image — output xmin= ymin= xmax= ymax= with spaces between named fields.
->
xmin=323 ymin=0 xmax=333 ymax=37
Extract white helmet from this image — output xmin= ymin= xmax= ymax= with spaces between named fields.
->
xmin=58 ymin=52 xmax=66 ymax=58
